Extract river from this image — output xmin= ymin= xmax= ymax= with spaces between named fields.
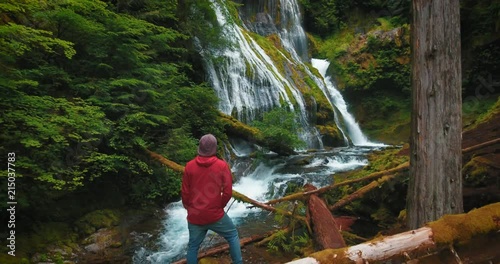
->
xmin=132 ymin=142 xmax=386 ymax=263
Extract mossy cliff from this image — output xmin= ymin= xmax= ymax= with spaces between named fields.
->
xmin=303 ymin=0 xmax=500 ymax=144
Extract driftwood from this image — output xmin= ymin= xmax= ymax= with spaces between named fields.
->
xmin=171 ymin=232 xmax=273 ymax=264
xmin=286 ymin=202 xmax=500 ymax=264
xmin=304 ymin=184 xmax=346 ymax=249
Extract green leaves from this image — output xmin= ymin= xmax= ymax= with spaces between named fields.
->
xmin=253 ymin=107 xmax=306 ymax=151
xmin=0 ymin=0 xmax=224 ymax=211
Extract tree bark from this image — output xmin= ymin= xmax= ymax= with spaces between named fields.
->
xmin=408 ymin=0 xmax=463 ymax=229
xmin=305 ymin=184 xmax=346 ymax=249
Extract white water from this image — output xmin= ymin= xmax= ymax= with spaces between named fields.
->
xmin=311 ymin=59 xmax=386 ymax=147
xmin=132 ymin=1 xmax=388 ymax=262
xmin=202 ymin=0 xmax=323 ymax=148
xmin=132 ymin=147 xmax=376 ymax=263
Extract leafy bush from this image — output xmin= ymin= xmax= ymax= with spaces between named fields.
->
xmin=252 ymin=107 xmax=306 ymax=151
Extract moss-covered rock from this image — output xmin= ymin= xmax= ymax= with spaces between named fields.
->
xmin=317 ymin=124 xmax=344 ymax=146
xmin=75 ymin=209 xmax=121 ymax=236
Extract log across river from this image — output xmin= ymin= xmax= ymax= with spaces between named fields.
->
xmin=134 ymin=145 xmax=385 ymax=263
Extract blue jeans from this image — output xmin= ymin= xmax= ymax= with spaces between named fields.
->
xmin=186 ymin=213 xmax=243 ymax=264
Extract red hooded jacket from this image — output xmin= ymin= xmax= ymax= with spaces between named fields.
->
xmin=181 ymin=156 xmax=233 ymax=225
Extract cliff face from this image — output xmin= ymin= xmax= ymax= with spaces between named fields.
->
xmin=301 ymin=0 xmax=499 ymax=144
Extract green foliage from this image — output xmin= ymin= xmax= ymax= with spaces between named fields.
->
xmin=0 ymin=0 xmax=225 ymax=230
xmin=177 ymin=0 xmax=227 ymax=51
xmin=299 ymin=0 xmax=352 ymax=36
xmin=162 ymin=127 xmax=199 ymax=164
xmin=75 ymin=209 xmax=121 ymax=235
xmin=267 ymin=229 xmax=311 ymax=255
xmin=1 ymin=95 xmax=110 ymax=190
xmin=268 ymin=201 xmax=311 ymax=254
xmin=252 ymin=107 xmax=306 ymax=151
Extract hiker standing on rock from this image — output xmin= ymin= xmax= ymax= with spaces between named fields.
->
xmin=181 ymin=134 xmax=243 ymax=264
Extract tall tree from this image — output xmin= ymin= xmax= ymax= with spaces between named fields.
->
xmin=407 ymin=0 xmax=463 ymax=229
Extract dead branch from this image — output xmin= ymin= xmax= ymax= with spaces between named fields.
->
xmin=266 ymin=162 xmax=409 ymax=205
xmin=462 ymin=137 xmax=500 ymax=154
xmin=329 ymin=174 xmax=398 ymax=211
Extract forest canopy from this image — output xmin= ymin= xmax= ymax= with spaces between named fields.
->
xmin=0 ymin=0 xmax=224 ymax=226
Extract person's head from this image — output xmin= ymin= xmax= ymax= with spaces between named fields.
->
xmin=197 ymin=134 xmax=217 ymax=157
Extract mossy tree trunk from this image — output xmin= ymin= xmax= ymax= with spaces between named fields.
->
xmin=408 ymin=0 xmax=463 ymax=229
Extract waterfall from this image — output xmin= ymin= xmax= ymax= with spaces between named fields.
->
xmin=311 ymin=59 xmax=373 ymax=146
xmin=201 ymin=0 xmax=323 ymax=149
xmin=131 ymin=2 xmax=388 ymax=263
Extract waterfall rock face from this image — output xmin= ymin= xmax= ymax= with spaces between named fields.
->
xmin=199 ymin=0 xmax=370 ymax=149
xmin=237 ymin=0 xmax=279 ymax=37
xmin=237 ymin=0 xmax=309 ymax=62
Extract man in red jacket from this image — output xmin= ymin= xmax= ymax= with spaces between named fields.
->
xmin=181 ymin=134 xmax=242 ymax=264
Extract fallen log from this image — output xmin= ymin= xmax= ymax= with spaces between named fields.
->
xmin=462 ymin=137 xmax=500 ymax=154
xmin=304 ymin=183 xmax=346 ymax=249
xmin=171 ymin=231 xmax=273 ymax=264
xmin=286 ymin=202 xmax=500 ymax=264
xmin=329 ymin=174 xmax=398 ymax=211
xmin=144 ymin=148 xmax=186 ymax=173
xmin=266 ymin=162 xmax=409 ymax=205
xmin=145 ymin=148 xmax=304 ymax=221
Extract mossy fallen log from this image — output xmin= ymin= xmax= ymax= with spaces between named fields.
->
xmin=219 ymin=112 xmax=297 ymax=155
xmin=328 ymin=174 xmax=398 ymax=211
xmin=286 ymin=202 xmax=500 ymax=264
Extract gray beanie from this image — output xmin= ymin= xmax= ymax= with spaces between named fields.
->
xmin=197 ymin=134 xmax=217 ymax=156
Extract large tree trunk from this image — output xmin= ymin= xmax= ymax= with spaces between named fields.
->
xmin=408 ymin=0 xmax=463 ymax=229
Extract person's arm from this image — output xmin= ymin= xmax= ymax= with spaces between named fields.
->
xmin=220 ymin=162 xmax=233 ymax=207
xmin=181 ymin=168 xmax=190 ymax=209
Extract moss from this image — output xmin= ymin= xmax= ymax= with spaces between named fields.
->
xmin=75 ymin=209 xmax=122 ymax=236
xmin=462 ymin=96 xmax=498 ymax=129
xmin=309 ymin=248 xmax=354 ymax=264
xmin=464 ymin=97 xmax=500 ymax=131
xmin=427 ymin=202 xmax=500 ymax=246
xmin=199 ymin=257 xmax=228 ymax=264
xmin=463 ymin=158 xmax=490 ymax=187
xmin=22 ymin=222 xmax=78 ymax=252
xmin=0 ymin=255 xmax=30 ymax=264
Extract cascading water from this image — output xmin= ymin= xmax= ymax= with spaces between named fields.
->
xmin=311 ymin=59 xmax=385 ymax=147
xmin=201 ymin=0 xmax=323 ymax=148
xmin=132 ymin=1 xmax=386 ymax=263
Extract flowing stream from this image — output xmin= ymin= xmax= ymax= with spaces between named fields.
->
xmin=132 ymin=145 xmax=385 ymax=264
xmin=132 ymin=1 xmax=386 ymax=262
